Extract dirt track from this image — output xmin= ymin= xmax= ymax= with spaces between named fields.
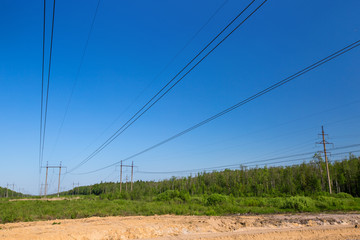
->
xmin=1 ymin=214 xmax=359 ymax=239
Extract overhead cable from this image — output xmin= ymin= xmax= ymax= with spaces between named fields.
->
xmin=68 ymin=0 xmax=267 ymax=172
xmin=39 ymin=0 xmax=46 ymax=172
xmin=40 ymin=0 xmax=56 ymax=165
xmin=137 ymin=149 xmax=360 ymax=174
xmin=50 ymin=0 xmax=102 ymax=158
xmin=68 ymin=39 xmax=360 ymax=175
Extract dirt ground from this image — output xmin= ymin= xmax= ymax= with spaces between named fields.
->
xmin=0 ymin=214 xmax=359 ymax=240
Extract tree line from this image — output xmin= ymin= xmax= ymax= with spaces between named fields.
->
xmin=0 ymin=187 xmax=24 ymax=198
xmin=64 ymin=154 xmax=360 ymax=198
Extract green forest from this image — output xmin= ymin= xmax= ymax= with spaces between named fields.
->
xmin=0 ymin=187 xmax=23 ymax=198
xmin=1 ymin=154 xmax=359 ymax=224
xmin=66 ymin=153 xmax=360 ymax=199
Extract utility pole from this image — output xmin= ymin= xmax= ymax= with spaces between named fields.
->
xmin=120 ymin=160 xmax=123 ymax=193
xmin=44 ymin=162 xmax=49 ymax=197
xmin=6 ymin=183 xmax=9 ymax=198
xmin=57 ymin=162 xmax=62 ymax=197
xmin=41 ymin=162 xmax=64 ymax=198
xmin=117 ymin=161 xmax=134 ymax=192
xmin=131 ymin=161 xmax=134 ymax=191
xmin=317 ymin=126 xmax=332 ymax=194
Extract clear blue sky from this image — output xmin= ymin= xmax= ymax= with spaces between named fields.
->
xmin=0 ymin=0 xmax=359 ymax=195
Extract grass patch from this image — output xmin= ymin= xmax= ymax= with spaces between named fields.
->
xmin=0 ymin=195 xmax=359 ymax=224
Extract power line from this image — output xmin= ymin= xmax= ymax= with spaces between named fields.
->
xmin=151 ymin=102 xmax=359 ymax=178
xmin=68 ymin=39 xmax=360 ymax=175
xmin=68 ymin=0 xmax=267 ymax=173
xmin=69 ymin=0 xmax=261 ymax=172
xmin=137 ymin=149 xmax=360 ymax=175
xmin=39 ymin=0 xmax=46 ymax=172
xmin=329 ymin=149 xmax=360 ymax=157
xmin=330 ymin=143 xmax=360 ymax=151
xmin=163 ymin=100 xmax=359 ymax=163
xmin=67 ymin=0 xmax=230 ymax=162
xmin=50 ymin=0 xmax=102 ymax=159
xmin=40 ymin=0 xmax=56 ymax=166
xmin=102 ymin=169 xmax=117 ymax=182
xmin=124 ymin=0 xmax=231 ymax=113
xmin=149 ymin=138 xmax=316 ymax=166
xmin=246 ymin=158 xmax=312 ymax=168
xmin=136 ymin=158 xmax=305 ymax=174
xmin=39 ymin=0 xmax=46 ymax=195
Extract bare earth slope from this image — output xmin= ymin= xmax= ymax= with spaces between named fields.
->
xmin=1 ymin=214 xmax=359 ymax=240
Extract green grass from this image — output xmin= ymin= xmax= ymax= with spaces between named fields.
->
xmin=1 ymin=194 xmax=359 ymax=224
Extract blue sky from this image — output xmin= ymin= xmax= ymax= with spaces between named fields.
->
xmin=0 ymin=0 xmax=359 ymax=195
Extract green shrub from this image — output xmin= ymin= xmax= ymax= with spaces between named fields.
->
xmin=334 ymin=192 xmax=353 ymax=198
xmin=119 ymin=192 xmax=131 ymax=200
xmin=179 ymin=191 xmax=191 ymax=202
xmin=206 ymin=194 xmax=227 ymax=206
xmin=267 ymin=197 xmax=285 ymax=208
xmin=190 ymin=196 xmax=203 ymax=204
xmin=241 ymin=198 xmax=263 ymax=207
xmin=315 ymin=196 xmax=344 ymax=209
xmin=205 ymin=209 xmax=216 ymax=216
xmin=281 ymin=196 xmax=315 ymax=211
xmin=314 ymin=191 xmax=331 ymax=197
xmin=155 ymin=190 xmax=180 ymax=201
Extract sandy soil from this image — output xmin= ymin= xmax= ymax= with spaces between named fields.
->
xmin=0 ymin=214 xmax=359 ymax=239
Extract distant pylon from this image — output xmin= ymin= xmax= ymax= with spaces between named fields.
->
xmin=316 ymin=126 xmax=332 ymax=194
